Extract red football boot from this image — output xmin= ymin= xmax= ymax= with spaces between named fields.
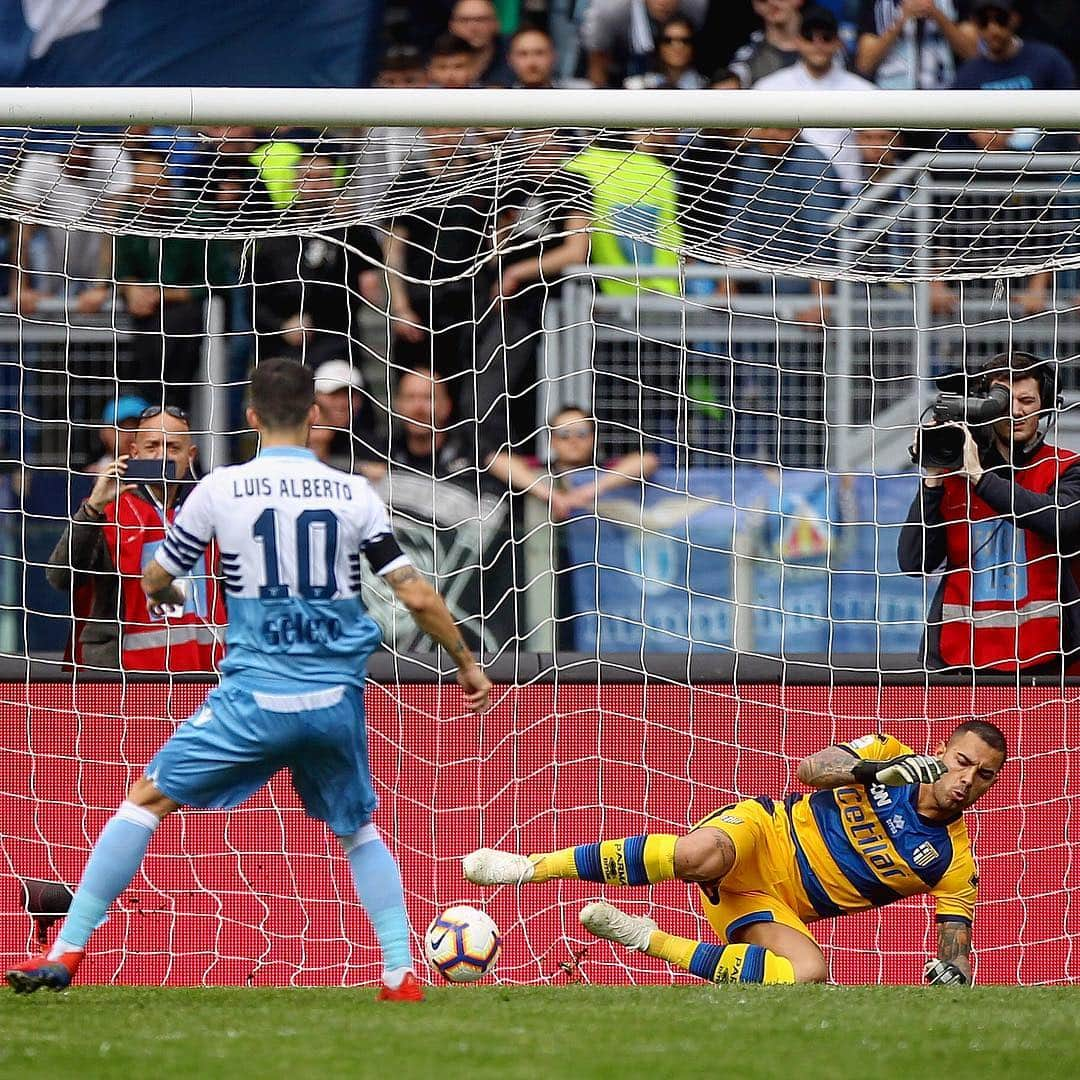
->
xmin=377 ymin=971 xmax=425 ymax=1002
xmin=5 ymin=949 xmax=84 ymax=994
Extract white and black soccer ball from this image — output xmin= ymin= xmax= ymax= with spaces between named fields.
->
xmin=424 ymin=905 xmax=501 ymax=983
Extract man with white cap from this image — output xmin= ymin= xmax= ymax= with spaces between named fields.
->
xmin=309 ymin=358 xmax=381 ymax=474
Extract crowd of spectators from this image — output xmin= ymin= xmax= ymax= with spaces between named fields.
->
xmin=6 ymin=0 xmax=1078 ymax=668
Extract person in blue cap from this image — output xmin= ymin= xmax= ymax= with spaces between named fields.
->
xmin=87 ymin=395 xmax=150 ymax=475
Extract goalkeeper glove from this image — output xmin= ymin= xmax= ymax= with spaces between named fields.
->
xmin=924 ymin=958 xmax=969 ymax=986
xmin=851 ymin=754 xmax=947 ymax=787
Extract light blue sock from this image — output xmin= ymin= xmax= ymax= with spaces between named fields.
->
xmin=51 ymin=801 xmax=159 ymax=957
xmin=339 ymin=825 xmax=413 ymax=977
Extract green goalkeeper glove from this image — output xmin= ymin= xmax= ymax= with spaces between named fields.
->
xmin=924 ymin=958 xmax=969 ymax=986
xmin=851 ymin=754 xmax=947 ymax=787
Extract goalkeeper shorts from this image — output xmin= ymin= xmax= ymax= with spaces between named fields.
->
xmin=144 ymin=682 xmax=376 ymax=835
xmin=693 ymin=797 xmax=817 ymax=944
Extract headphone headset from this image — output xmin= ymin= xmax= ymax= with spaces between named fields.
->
xmin=972 ymin=351 xmax=1063 ymax=413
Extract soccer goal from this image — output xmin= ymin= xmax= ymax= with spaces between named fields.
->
xmin=0 ymin=88 xmax=1078 ymax=986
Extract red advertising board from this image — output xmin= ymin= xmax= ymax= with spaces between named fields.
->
xmin=1 ymin=681 xmax=1076 ymax=985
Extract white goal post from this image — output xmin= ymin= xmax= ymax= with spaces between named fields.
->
xmin=1 ymin=86 xmax=1080 ymax=130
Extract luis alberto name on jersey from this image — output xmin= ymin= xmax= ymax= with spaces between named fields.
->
xmin=154 ymin=446 xmax=409 ymax=690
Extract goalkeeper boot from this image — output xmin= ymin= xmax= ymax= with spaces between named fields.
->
xmin=579 ymin=902 xmax=657 ymax=953
xmin=5 ymin=949 xmax=84 ymax=994
xmin=462 ymin=848 xmax=535 ymax=886
xmin=377 ymin=970 xmax=424 ymax=1002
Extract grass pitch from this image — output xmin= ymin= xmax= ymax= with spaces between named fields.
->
xmin=2 ymin=985 xmax=1078 ymax=1079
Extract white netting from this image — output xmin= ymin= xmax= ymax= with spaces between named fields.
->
xmin=0 ymin=108 xmax=1078 ymax=985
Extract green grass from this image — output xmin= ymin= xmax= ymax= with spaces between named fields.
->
xmin=2 ymin=985 xmax=1079 ymax=1080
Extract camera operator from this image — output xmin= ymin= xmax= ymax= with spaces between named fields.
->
xmin=899 ymin=352 xmax=1080 ymax=672
xmin=46 ymin=406 xmax=226 ymax=672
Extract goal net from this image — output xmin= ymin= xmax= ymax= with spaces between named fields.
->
xmin=1 ymin=90 xmax=1078 ymax=986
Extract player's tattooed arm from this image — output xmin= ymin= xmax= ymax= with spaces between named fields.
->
xmin=142 ymin=559 xmax=185 ymax=608
xmin=385 ymin=564 xmax=491 ymax=712
xmin=926 ymin=919 xmax=973 ymax=985
xmin=386 ymin=564 xmax=472 ymax=665
xmin=936 ymin=919 xmax=973 ymax=982
xmin=796 ymin=746 xmax=860 ymax=789
xmin=386 ymin=563 xmax=492 ymax=712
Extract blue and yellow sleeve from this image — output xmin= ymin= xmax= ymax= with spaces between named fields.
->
xmin=931 ymin=829 xmax=978 ymax=925
xmin=837 ymin=732 xmax=913 ymax=762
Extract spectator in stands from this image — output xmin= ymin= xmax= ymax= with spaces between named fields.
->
xmin=563 ymin=132 xmax=683 ymax=297
xmin=251 ymin=152 xmax=383 ymax=366
xmin=487 ymin=405 xmax=659 ymax=521
xmin=624 ymin=15 xmax=707 ymax=88
xmin=793 ymin=129 xmax=953 ymax=320
xmin=86 ymin=395 xmax=150 ymax=475
xmin=508 ymin=25 xmax=590 ymax=88
xmin=383 ymin=367 xmax=477 ymax=486
xmin=8 ymin=136 xmax=131 ymax=315
xmin=729 ymin=0 xmax=804 ymax=87
xmin=581 ymin=0 xmax=709 ymax=87
xmin=308 ymin=358 xmax=382 ymax=474
xmin=462 ymin=147 xmax=590 ymax=453
xmin=427 ymin=32 xmax=481 ymax=89
xmin=855 ymin=0 xmax=977 ymax=89
xmin=754 ymin=7 xmax=878 ymax=191
xmin=722 ymin=125 xmax=847 ymax=308
xmin=952 ymin=0 xmax=1076 ymax=152
xmin=384 ymin=131 xmax=494 ymax=394
xmin=448 ymin=0 xmax=514 ymax=86
xmin=1021 ymin=1 xmax=1080 ymax=80
xmin=899 ymin=352 xmax=1080 ymax=673
xmin=46 ymin=405 xmax=225 ymax=671
xmin=115 ymin=150 xmax=235 ymax=410
xmin=376 ymin=43 xmax=428 ymax=87
xmin=188 ymin=125 xmax=260 ymax=206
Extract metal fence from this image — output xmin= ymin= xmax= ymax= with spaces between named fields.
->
xmin=544 ymin=276 xmax=1080 ymax=474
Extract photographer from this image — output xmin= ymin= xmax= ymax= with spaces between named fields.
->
xmin=47 ymin=406 xmax=226 ymax=672
xmin=899 ymin=352 xmax=1080 ymax=672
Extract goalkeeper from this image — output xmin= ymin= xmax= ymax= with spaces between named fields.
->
xmin=464 ymin=720 xmax=1005 ymax=985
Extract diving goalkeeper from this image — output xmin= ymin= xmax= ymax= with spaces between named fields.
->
xmin=464 ymin=720 xmax=1005 ymax=985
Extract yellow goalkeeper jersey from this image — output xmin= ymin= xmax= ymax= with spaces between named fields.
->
xmin=782 ymin=733 xmax=978 ymax=924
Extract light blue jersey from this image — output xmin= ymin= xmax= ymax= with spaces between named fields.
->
xmin=148 ymin=447 xmax=408 ymax=830
xmin=156 ymin=446 xmax=408 ymax=691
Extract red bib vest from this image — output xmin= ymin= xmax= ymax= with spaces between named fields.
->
xmin=938 ymin=443 xmax=1078 ymax=670
xmin=102 ymin=490 xmax=226 ymax=672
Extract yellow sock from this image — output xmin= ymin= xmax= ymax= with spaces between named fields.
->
xmin=529 ymin=835 xmax=678 ymax=885
xmin=647 ymin=931 xmax=796 ymax=985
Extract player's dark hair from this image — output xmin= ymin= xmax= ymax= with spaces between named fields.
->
xmin=951 ymin=720 xmax=1008 ymax=761
xmin=250 ymin=357 xmax=315 ymax=431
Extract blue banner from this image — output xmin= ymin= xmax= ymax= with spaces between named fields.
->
xmin=563 ymin=467 xmax=934 ymax=655
xmin=0 ymin=0 xmax=384 ymax=87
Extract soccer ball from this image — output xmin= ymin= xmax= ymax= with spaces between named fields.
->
xmin=424 ymin=905 xmax=501 ymax=983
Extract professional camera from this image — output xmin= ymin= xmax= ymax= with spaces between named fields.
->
xmin=910 ymin=383 xmax=1011 ymax=470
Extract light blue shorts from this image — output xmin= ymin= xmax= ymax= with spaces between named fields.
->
xmin=145 ymin=682 xmax=375 ymax=836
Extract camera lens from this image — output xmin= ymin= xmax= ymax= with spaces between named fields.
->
xmin=917 ymin=424 xmax=964 ymax=470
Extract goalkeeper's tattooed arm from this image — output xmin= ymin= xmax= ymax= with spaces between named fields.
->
xmin=797 ymin=746 xmax=866 ymax=789
xmin=385 ymin=565 xmax=491 ymax=713
xmin=926 ymin=920 xmax=973 ymax=985
xmin=798 ymin=747 xmax=947 ymax=789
